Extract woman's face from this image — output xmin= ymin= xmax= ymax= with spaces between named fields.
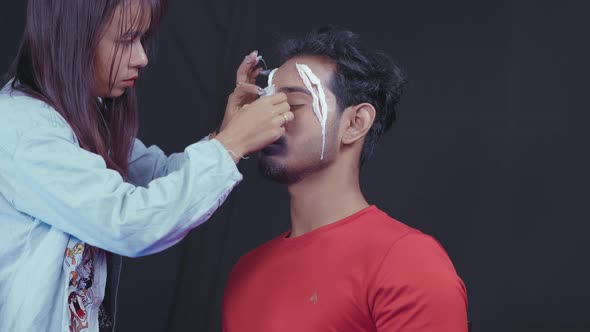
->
xmin=94 ymin=2 xmax=151 ymax=98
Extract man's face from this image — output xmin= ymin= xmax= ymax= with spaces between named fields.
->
xmin=258 ymin=55 xmax=342 ymax=184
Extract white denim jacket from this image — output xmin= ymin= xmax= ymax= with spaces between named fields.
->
xmin=0 ymin=84 xmax=242 ymax=332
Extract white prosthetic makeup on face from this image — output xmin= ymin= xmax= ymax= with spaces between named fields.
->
xmin=264 ymin=62 xmax=330 ymax=160
xmin=258 ymin=55 xmax=341 ymax=185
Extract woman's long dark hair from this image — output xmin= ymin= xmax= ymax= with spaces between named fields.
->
xmin=6 ymin=0 xmax=164 ymax=177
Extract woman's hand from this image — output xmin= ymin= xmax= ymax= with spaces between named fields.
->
xmin=220 ymin=51 xmax=264 ymax=132
xmin=216 ymin=50 xmax=294 ymax=163
xmin=216 ymin=93 xmax=293 ymax=163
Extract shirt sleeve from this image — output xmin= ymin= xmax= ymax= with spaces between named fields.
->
xmin=369 ymin=233 xmax=468 ymax=332
xmin=0 ymin=123 xmax=242 ymax=258
xmin=127 ymin=138 xmax=191 ymax=187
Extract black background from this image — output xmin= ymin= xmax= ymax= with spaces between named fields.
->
xmin=1 ymin=1 xmax=589 ymax=331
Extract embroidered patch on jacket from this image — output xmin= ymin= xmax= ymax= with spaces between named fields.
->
xmin=63 ymin=241 xmax=101 ymax=332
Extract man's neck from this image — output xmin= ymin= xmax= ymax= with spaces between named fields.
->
xmin=287 ymin=163 xmax=369 ymax=238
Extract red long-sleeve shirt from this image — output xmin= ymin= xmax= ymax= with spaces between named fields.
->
xmin=223 ymin=206 xmax=468 ymax=331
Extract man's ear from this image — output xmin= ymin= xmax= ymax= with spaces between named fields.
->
xmin=341 ymin=103 xmax=376 ymax=145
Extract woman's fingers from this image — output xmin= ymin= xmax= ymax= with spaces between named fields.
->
xmin=273 ymin=111 xmax=295 ymax=127
xmin=247 ymin=67 xmax=263 ymax=84
xmin=234 ymin=82 xmax=264 ymax=98
xmin=236 ymin=50 xmax=259 ymax=85
xmin=260 ymin=92 xmax=287 ymax=106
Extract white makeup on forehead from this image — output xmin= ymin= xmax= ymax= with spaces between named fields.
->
xmin=295 ymin=63 xmax=329 ymax=160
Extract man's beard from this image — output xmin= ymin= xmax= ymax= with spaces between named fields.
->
xmin=257 ymin=133 xmax=336 ymax=185
xmin=257 ymin=153 xmax=331 ymax=185
xmin=257 ymin=157 xmax=304 ymax=185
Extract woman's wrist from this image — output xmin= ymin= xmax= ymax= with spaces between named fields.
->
xmin=214 ymin=132 xmax=247 ymax=164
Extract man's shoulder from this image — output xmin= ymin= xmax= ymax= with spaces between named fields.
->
xmin=363 ymin=207 xmax=455 ymax=273
xmin=231 ymin=232 xmax=287 ymax=272
xmin=347 ymin=205 xmax=423 ymax=248
xmin=342 ymin=206 xmax=460 ymax=277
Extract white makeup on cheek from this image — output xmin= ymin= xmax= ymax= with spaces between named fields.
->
xmin=295 ymin=63 xmax=329 ymax=160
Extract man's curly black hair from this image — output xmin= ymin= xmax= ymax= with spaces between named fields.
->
xmin=279 ymin=26 xmax=407 ymax=166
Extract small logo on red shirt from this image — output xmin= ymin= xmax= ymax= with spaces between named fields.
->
xmin=310 ymin=291 xmax=318 ymax=304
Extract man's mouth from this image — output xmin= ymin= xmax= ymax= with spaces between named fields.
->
xmin=261 ymin=137 xmax=286 ymax=156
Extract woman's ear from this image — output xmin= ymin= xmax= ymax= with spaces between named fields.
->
xmin=341 ymin=103 xmax=376 ymax=145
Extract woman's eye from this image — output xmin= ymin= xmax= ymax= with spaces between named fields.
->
xmin=120 ymin=36 xmax=141 ymax=45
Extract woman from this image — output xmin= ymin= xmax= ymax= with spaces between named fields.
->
xmin=0 ymin=0 xmax=293 ymax=331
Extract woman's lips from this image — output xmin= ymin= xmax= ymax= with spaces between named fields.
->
xmin=122 ymin=77 xmax=137 ymax=87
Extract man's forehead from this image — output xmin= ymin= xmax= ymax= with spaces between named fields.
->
xmin=275 ymin=56 xmax=335 ymax=86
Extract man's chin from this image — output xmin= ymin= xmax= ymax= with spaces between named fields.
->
xmin=257 ymin=157 xmax=297 ymax=185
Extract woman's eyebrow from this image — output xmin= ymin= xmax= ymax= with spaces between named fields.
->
xmin=121 ymin=30 xmax=140 ymax=39
xmin=122 ymin=24 xmax=149 ymax=39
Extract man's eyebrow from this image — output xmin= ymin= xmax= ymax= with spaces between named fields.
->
xmin=278 ymin=86 xmax=312 ymax=96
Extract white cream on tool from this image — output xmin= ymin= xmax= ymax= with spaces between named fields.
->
xmin=263 ymin=68 xmax=278 ymax=96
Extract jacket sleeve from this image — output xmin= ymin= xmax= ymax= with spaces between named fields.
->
xmin=369 ymin=233 xmax=469 ymax=332
xmin=127 ymin=138 xmax=193 ymax=187
xmin=0 ymin=123 xmax=242 ymax=258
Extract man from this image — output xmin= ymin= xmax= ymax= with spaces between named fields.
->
xmin=223 ymin=27 xmax=468 ymax=331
